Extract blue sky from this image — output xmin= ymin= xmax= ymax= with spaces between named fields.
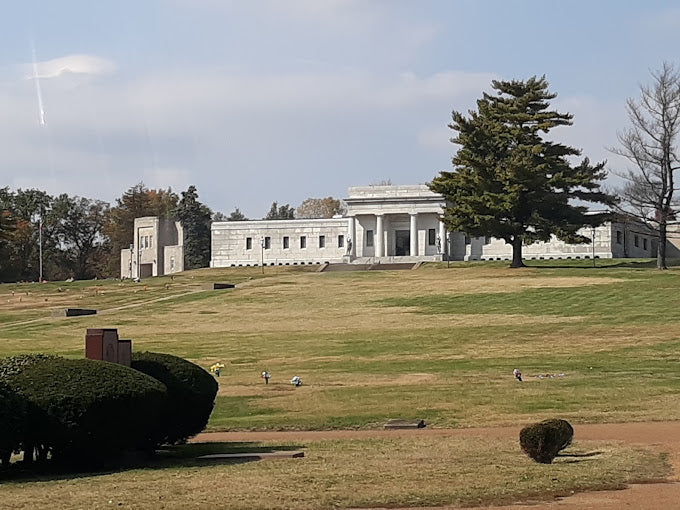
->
xmin=1 ymin=1 xmax=679 ymax=218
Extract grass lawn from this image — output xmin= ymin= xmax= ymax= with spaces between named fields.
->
xmin=1 ymin=259 xmax=678 ymax=507
xmin=0 ymin=437 xmax=669 ymax=509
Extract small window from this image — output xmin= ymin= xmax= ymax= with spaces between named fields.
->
xmin=319 ymin=235 xmax=326 ymax=248
xmin=170 ymin=257 xmax=175 ymax=270
xmin=300 ymin=236 xmax=307 ymax=249
xmin=338 ymin=235 xmax=344 ymax=248
xmin=144 ymin=236 xmax=149 ymax=248
xmin=616 ymin=231 xmax=623 ymax=244
xmin=634 ymin=235 xmax=639 ymax=248
xmin=366 ymin=230 xmax=374 ymax=247
xmin=643 ymin=238 xmax=648 ymax=250
xmin=264 ymin=236 xmax=271 ymax=249
xmin=283 ymin=236 xmax=289 ymax=249
xmin=428 ymin=229 xmax=436 ymax=246
xmin=149 ymin=235 xmax=153 ymax=248
xmin=246 ymin=237 xmax=252 ymax=250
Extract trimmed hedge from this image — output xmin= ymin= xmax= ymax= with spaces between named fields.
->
xmin=519 ymin=418 xmax=574 ymax=464
xmin=0 ymin=354 xmax=168 ymax=465
xmin=0 ymin=381 xmax=25 ymax=467
xmin=132 ymin=351 xmax=218 ymax=444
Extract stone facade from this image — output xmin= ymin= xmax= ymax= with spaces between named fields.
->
xmin=210 ymin=185 xmax=662 ymax=268
xmin=125 ymin=186 xmax=665 ymax=274
xmin=120 ymin=217 xmax=184 ymax=278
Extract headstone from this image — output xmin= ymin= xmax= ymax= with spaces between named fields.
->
xmin=52 ymin=308 xmax=97 ymax=317
xmin=202 ymin=283 xmax=236 ymax=290
xmin=383 ymin=419 xmax=426 ymax=429
xmin=117 ymin=339 xmax=132 ymax=367
xmin=85 ymin=328 xmax=134 ymax=366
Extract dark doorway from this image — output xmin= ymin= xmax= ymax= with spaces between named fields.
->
xmin=395 ymin=230 xmax=410 ymax=256
xmin=140 ymin=263 xmax=153 ymax=278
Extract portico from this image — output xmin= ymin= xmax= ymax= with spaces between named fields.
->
xmin=344 ymin=185 xmax=448 ymax=263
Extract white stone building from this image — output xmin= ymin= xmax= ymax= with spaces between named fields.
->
xmin=210 ymin=184 xmax=661 ymax=267
xmin=211 ymin=185 xmax=448 ymax=267
xmin=120 ymin=217 xmax=184 ymax=278
xmin=124 ymin=185 xmax=664 ymax=276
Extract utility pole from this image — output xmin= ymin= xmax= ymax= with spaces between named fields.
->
xmin=39 ymin=215 xmax=43 ymax=282
xmin=260 ymin=236 xmax=265 ymax=274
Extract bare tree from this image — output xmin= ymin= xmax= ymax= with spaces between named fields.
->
xmin=611 ymin=62 xmax=680 ymax=269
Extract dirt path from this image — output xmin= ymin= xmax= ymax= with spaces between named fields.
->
xmin=195 ymin=421 xmax=680 ymax=509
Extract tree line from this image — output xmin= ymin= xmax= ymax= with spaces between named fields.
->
xmin=0 ymin=181 xmax=347 ymax=282
xmin=3 ymin=64 xmax=677 ymax=280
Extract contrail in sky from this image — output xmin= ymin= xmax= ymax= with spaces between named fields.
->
xmin=30 ymin=39 xmax=46 ymax=127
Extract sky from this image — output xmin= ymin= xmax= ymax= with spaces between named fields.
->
xmin=1 ymin=1 xmax=680 ymax=219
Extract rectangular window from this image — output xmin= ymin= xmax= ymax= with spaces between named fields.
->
xmin=428 ymin=228 xmax=436 ymax=246
xmin=264 ymin=236 xmax=271 ymax=249
xmin=338 ymin=235 xmax=344 ymax=248
xmin=149 ymin=235 xmax=153 ymax=248
xmin=144 ymin=236 xmax=149 ymax=248
xmin=634 ymin=235 xmax=639 ymax=248
xmin=300 ymin=236 xmax=307 ymax=249
xmin=366 ymin=230 xmax=374 ymax=247
xmin=319 ymin=235 xmax=326 ymax=248
xmin=246 ymin=237 xmax=252 ymax=250
xmin=283 ymin=236 xmax=289 ymax=249
xmin=616 ymin=231 xmax=623 ymax=244
xmin=643 ymin=238 xmax=648 ymax=250
xmin=170 ymin=257 xmax=175 ymax=270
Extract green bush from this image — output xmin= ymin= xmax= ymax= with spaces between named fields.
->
xmin=131 ymin=351 xmax=218 ymax=444
xmin=0 ymin=381 xmax=25 ymax=468
xmin=0 ymin=354 xmax=168 ymax=465
xmin=519 ymin=418 xmax=574 ymax=464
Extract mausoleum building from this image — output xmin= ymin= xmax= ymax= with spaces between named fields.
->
xmin=120 ymin=217 xmax=184 ymax=278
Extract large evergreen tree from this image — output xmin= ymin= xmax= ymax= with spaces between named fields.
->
xmin=175 ymin=185 xmax=212 ymax=270
xmin=430 ymin=76 xmax=615 ymax=267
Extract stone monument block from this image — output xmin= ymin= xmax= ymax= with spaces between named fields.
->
xmin=117 ymin=339 xmax=132 ymax=367
xmin=86 ymin=328 xmax=119 ymax=363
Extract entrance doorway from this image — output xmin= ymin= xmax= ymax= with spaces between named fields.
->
xmin=395 ymin=230 xmax=410 ymax=256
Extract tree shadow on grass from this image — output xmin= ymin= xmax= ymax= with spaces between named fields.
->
xmin=0 ymin=441 xmax=305 ymax=483
xmin=526 ymin=259 xmax=680 ymax=270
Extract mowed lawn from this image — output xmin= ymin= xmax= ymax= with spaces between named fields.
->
xmin=2 ymin=260 xmax=680 ymax=430
xmin=0 ymin=260 xmax=677 ymax=509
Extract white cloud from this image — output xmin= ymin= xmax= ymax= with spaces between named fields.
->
xmin=25 ymin=54 xmax=116 ymax=79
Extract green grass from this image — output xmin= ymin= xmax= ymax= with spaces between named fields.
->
xmin=2 ymin=259 xmax=680 ymax=428
xmin=2 ymin=259 xmax=679 ymax=507
xmin=0 ymin=437 xmax=669 ymax=509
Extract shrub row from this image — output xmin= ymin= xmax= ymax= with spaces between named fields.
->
xmin=0 ymin=351 xmax=217 ymax=468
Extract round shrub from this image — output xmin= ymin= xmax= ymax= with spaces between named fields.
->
xmin=0 ymin=354 xmax=168 ymax=465
xmin=0 ymin=381 xmax=25 ymax=468
xmin=131 ymin=351 xmax=218 ymax=445
xmin=519 ymin=418 xmax=574 ymax=464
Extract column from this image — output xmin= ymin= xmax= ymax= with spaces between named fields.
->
xmin=410 ymin=213 xmax=417 ymax=256
xmin=347 ymin=216 xmax=356 ymax=256
xmin=376 ymin=214 xmax=384 ymax=258
xmin=439 ymin=220 xmax=446 ymax=256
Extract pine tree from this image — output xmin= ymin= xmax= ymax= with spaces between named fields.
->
xmin=175 ymin=185 xmax=212 ymax=270
xmin=430 ymin=76 xmax=616 ymax=267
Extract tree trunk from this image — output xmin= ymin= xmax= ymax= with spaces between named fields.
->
xmin=657 ymin=222 xmax=668 ymax=270
xmin=510 ymin=237 xmax=525 ymax=268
